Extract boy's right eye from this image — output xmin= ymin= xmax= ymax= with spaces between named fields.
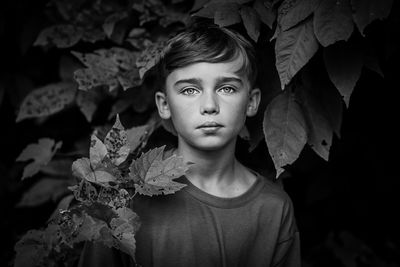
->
xmin=181 ymin=87 xmax=199 ymax=95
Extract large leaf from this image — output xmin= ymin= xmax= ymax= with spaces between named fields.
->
xmin=301 ymin=64 xmax=343 ymax=137
xmin=129 ymin=146 xmax=188 ymax=196
xmin=16 ymin=138 xmax=62 ymax=180
xmin=253 ymin=0 xmax=276 ymax=29
xmin=214 ymin=3 xmax=241 ymax=27
xmin=351 ymin=0 xmax=393 ymax=36
xmin=240 ymin=6 xmax=261 ymax=42
xmin=313 ymin=0 xmax=354 ymax=47
xmin=16 ymin=82 xmax=77 ymax=122
xmin=277 ymin=0 xmax=320 ymax=31
xmin=72 ymin=48 xmax=141 ymax=91
xmin=136 ymin=41 xmax=167 ymax=79
xmin=297 ymin=86 xmax=333 ymax=160
xmin=103 ymin=11 xmax=129 ymax=38
xmin=34 ymin=24 xmax=84 ymax=48
xmin=103 ymin=115 xmax=130 ymax=166
xmin=324 ymin=41 xmax=363 ymax=107
xmin=263 ymin=89 xmax=308 ymax=178
xmin=16 ymin=178 xmax=72 ymax=207
xmin=275 ymin=17 xmax=319 ymax=88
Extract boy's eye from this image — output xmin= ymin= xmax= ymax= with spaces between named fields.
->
xmin=181 ymin=87 xmax=199 ymax=95
xmin=218 ymin=86 xmax=236 ymax=94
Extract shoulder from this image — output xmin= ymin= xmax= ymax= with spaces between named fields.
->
xmin=254 ymin=172 xmax=295 ymax=212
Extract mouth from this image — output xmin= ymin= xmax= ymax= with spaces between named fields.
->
xmin=197 ymin=122 xmax=223 ymax=129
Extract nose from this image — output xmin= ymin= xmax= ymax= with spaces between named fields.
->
xmin=200 ymin=91 xmax=219 ymax=115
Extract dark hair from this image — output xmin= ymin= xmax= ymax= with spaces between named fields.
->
xmin=157 ymin=24 xmax=258 ymax=89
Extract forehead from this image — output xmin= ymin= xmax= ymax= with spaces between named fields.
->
xmin=165 ymin=56 xmax=248 ymax=87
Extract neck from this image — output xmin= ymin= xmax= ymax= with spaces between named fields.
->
xmin=176 ymin=137 xmax=241 ymax=187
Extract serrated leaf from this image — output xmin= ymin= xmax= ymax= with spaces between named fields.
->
xmin=72 ymin=48 xmax=140 ymax=91
xmin=17 ymin=138 xmax=62 ymax=180
xmin=324 ymin=40 xmax=363 ymax=107
xmin=136 ymin=41 xmax=167 ymax=79
xmin=215 ymin=3 xmax=241 ymax=27
xmin=70 ymin=212 xmax=109 ymax=244
xmin=297 ymin=86 xmax=333 ymax=160
xmin=16 ymin=82 xmax=77 ymax=122
xmin=129 ymin=146 xmax=188 ymax=196
xmin=263 ymin=89 xmax=308 ymax=178
xmin=104 ymin=115 xmax=130 ymax=166
xmin=277 ymin=0 xmax=320 ymax=31
xmin=76 ymin=90 xmax=103 ymax=122
xmin=351 ymin=0 xmax=393 ymax=36
xmin=240 ymin=6 xmax=261 ymax=42
xmin=34 ymin=24 xmax=84 ymax=48
xmin=313 ymin=0 xmax=354 ymax=47
xmin=16 ymin=178 xmax=71 ymax=207
xmin=275 ymin=17 xmax=319 ymax=89
xmin=253 ymin=0 xmax=276 ymax=29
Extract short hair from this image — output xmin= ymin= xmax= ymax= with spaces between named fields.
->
xmin=157 ymin=24 xmax=258 ymax=90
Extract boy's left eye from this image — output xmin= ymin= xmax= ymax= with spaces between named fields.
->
xmin=218 ymin=86 xmax=236 ymax=94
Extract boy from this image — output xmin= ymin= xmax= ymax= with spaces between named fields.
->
xmin=79 ymin=24 xmax=300 ymax=267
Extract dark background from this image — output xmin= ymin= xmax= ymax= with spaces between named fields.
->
xmin=1 ymin=0 xmax=399 ymax=266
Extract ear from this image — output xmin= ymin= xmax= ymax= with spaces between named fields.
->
xmin=246 ymin=88 xmax=261 ymax=117
xmin=155 ymin=91 xmax=171 ymax=119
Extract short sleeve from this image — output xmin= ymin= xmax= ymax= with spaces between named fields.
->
xmin=271 ymin=197 xmax=301 ymax=267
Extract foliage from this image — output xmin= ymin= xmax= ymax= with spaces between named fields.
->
xmin=11 ymin=0 xmax=395 ymax=266
xmin=15 ymin=116 xmax=189 ymax=266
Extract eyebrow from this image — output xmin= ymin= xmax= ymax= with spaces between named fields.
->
xmin=173 ymin=76 xmax=244 ymax=87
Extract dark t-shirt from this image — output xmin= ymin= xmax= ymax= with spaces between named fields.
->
xmin=78 ymin=174 xmax=301 ymax=267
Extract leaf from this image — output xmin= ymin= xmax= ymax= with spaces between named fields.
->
xmin=16 ymin=178 xmax=71 ymax=207
xmin=126 ymin=125 xmax=150 ymax=153
xmin=17 ymin=138 xmax=62 ymax=180
xmin=72 ymin=48 xmax=140 ymax=91
xmin=71 ymin=158 xmax=117 ymax=185
xmin=191 ymin=0 xmax=211 ymax=11
xmin=103 ymin=11 xmax=129 ymax=38
xmin=16 ymin=82 xmax=77 ymax=122
xmin=351 ymin=0 xmax=393 ymax=36
xmin=240 ymin=6 xmax=261 ymax=42
xmin=277 ymin=0 xmax=321 ymax=31
xmin=301 ymin=64 xmax=343 ymax=138
xmin=253 ymin=0 xmax=276 ymax=29
xmin=136 ymin=41 xmax=167 ymax=79
xmin=34 ymin=24 xmax=84 ymax=48
xmin=275 ymin=17 xmax=319 ymax=89
xmin=263 ymin=89 xmax=308 ymax=178
xmin=14 ymin=226 xmax=59 ymax=267
xmin=313 ymin=0 xmax=354 ymax=47
xmin=214 ymin=3 xmax=241 ymax=27
xmin=324 ymin=40 xmax=363 ymax=107
xmin=297 ymin=86 xmax=333 ymax=160
xmin=104 ymin=115 xmax=130 ymax=166
xmin=76 ymin=90 xmax=103 ymax=122
xmin=110 ymin=207 xmax=141 ymax=260
xmin=129 ymin=146 xmax=188 ymax=196
xmin=90 ymin=135 xmax=108 ymax=167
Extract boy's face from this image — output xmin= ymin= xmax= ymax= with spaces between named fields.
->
xmin=155 ymin=57 xmax=260 ymax=151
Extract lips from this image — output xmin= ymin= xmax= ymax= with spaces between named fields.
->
xmin=197 ymin=121 xmax=223 ymax=129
